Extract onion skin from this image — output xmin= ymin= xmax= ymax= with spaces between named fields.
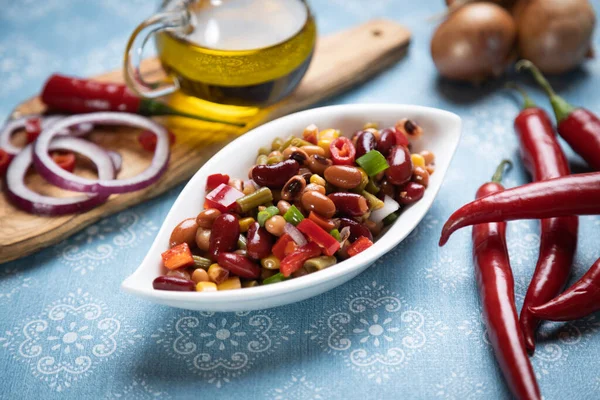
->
xmin=431 ymin=3 xmax=517 ymax=82
xmin=514 ymin=0 xmax=596 ymax=74
xmin=445 ymin=0 xmax=516 ymax=9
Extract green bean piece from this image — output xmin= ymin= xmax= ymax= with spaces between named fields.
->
xmin=278 ymin=135 xmax=295 ymax=152
xmin=236 ymin=187 xmax=273 ymax=213
xmin=362 ymin=191 xmax=384 ymax=210
xmin=330 ymin=228 xmax=341 ymax=241
xmin=192 ymin=255 xmax=212 ymax=270
xmin=271 ymin=137 xmax=283 ymax=151
xmin=382 ymin=210 xmax=401 ymax=226
xmin=257 ymin=206 xmax=280 ymax=226
xmin=283 ymin=205 xmax=305 ymax=225
xmin=256 ymin=154 xmax=268 ymax=165
xmin=303 ymin=256 xmax=337 ymax=273
xmin=263 ymin=272 xmax=287 ymax=285
xmin=290 ymin=137 xmax=313 ymax=148
xmin=258 ymin=146 xmax=270 ymax=156
xmin=365 ymin=179 xmax=380 ymax=194
xmin=238 ymin=234 xmax=248 ymax=250
xmin=267 ymin=154 xmax=283 ymax=164
xmin=261 ymin=255 xmax=281 ymax=270
xmin=351 ymin=169 xmax=369 ymax=193
xmin=242 ymin=280 xmax=259 ymax=288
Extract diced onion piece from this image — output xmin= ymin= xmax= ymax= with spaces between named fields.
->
xmin=6 ymin=137 xmax=115 ymax=215
xmin=369 ymin=195 xmax=400 ymax=224
xmin=33 ymin=112 xmax=169 ymax=194
xmin=284 ymin=223 xmax=308 ymax=247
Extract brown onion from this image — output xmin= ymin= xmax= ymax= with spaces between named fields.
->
xmin=445 ymin=0 xmax=516 ymax=8
xmin=514 ymin=0 xmax=596 ymax=75
xmin=431 ymin=3 xmax=517 ymax=82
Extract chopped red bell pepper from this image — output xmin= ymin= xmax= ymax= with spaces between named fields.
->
xmin=280 ymin=242 xmax=322 ymax=277
xmin=330 ymin=137 xmax=356 ymax=165
xmin=25 ymin=117 xmax=42 ymax=143
xmin=272 ymin=234 xmax=298 ymax=260
xmin=161 ymin=242 xmax=194 ymax=270
xmin=51 ymin=151 xmax=76 ymax=172
xmin=347 ymin=236 xmax=373 ymax=257
xmin=308 ymin=211 xmax=336 ymax=231
xmin=204 ymin=183 xmax=244 ymax=212
xmin=0 ymin=149 xmax=12 ymax=176
xmin=206 ymin=173 xmax=230 ymax=192
xmin=138 ymin=129 xmax=176 ymax=152
xmin=297 ymin=218 xmax=341 ymax=256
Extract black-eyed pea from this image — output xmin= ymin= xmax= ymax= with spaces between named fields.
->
xmin=282 ymin=146 xmax=309 ymax=164
xmin=281 ymin=175 xmax=306 ymax=201
xmin=265 ymin=215 xmax=286 ymax=236
xmin=395 ymin=118 xmax=423 ymax=139
xmin=412 ymin=166 xmax=430 ymax=188
xmin=307 ymin=154 xmax=332 ymax=175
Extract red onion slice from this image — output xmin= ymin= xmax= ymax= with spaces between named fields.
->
xmin=0 ymin=115 xmax=93 ymax=155
xmin=6 ymin=137 xmax=115 ymax=215
xmin=33 ymin=112 xmax=169 ymax=194
xmin=284 ymin=222 xmax=308 ymax=247
xmin=107 ymin=151 xmax=122 ymax=173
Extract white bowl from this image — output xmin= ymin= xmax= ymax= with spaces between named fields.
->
xmin=122 ymin=104 xmax=461 ymax=311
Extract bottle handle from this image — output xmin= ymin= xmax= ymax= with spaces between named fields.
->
xmin=123 ymin=10 xmax=192 ymax=99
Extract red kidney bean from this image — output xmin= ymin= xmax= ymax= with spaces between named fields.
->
xmin=251 ymin=159 xmax=300 ymax=188
xmin=339 ymin=218 xmax=373 ymax=242
xmin=169 ymin=218 xmax=199 ymax=248
xmin=208 ymin=213 xmax=240 ymax=260
xmin=377 ymin=128 xmax=397 ymax=157
xmin=379 ymin=179 xmax=397 ymax=200
xmin=398 ymin=182 xmax=425 ymax=205
xmin=218 ymin=252 xmax=261 ymax=279
xmin=386 ymin=145 xmax=413 ymax=186
xmin=246 ymin=222 xmax=273 ymax=260
xmin=355 ymin=130 xmax=377 ymax=158
xmin=153 ymin=276 xmax=195 ymax=291
xmin=328 ymin=192 xmax=369 ymax=216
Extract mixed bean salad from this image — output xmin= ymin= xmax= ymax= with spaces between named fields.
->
xmin=153 ymin=120 xmax=435 ymax=292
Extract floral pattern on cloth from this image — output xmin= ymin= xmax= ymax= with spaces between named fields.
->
xmin=0 ymin=289 xmax=141 ymax=392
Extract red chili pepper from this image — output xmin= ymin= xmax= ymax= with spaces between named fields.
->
xmin=0 ymin=149 xmax=12 ymax=176
xmin=137 ymin=129 xmax=176 ymax=152
xmin=272 ymin=234 xmax=297 ymax=260
xmin=297 ymin=219 xmax=340 ymax=256
xmin=471 ymin=161 xmax=541 ymax=400
xmin=280 ymin=241 xmax=321 ymax=277
xmin=346 ymin=236 xmax=373 ymax=257
xmin=439 ymin=172 xmax=600 ymax=246
xmin=329 ymin=137 xmax=356 ymax=166
xmin=40 ymin=74 xmax=243 ymax=126
xmin=50 ymin=151 xmax=76 ymax=173
xmin=518 ymin=60 xmax=600 ymax=171
xmin=510 ymin=84 xmax=579 ymax=354
xmin=204 ymin=183 xmax=244 ymax=212
xmin=530 ymin=257 xmax=600 ymax=321
xmin=205 ymin=173 xmax=231 ymax=192
xmin=25 ymin=117 xmax=42 ymax=143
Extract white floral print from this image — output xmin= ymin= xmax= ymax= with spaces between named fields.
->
xmin=0 ymin=267 xmax=32 ymax=299
xmin=269 ymin=372 xmax=329 ymax=400
xmin=106 ymin=376 xmax=170 ymax=399
xmin=424 ymin=255 xmax=470 ymax=292
xmin=435 ymin=370 xmax=489 ymax=399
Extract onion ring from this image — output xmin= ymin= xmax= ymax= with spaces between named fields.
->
xmin=6 ymin=137 xmax=115 ymax=215
xmin=33 ymin=112 xmax=169 ymax=194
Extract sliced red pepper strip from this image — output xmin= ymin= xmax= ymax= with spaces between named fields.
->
xmin=138 ymin=129 xmax=176 ymax=152
xmin=161 ymin=242 xmax=194 ymax=270
xmin=346 ymin=236 xmax=373 ymax=257
xmin=272 ymin=234 xmax=297 ymax=260
xmin=51 ymin=151 xmax=76 ymax=173
xmin=297 ymin=219 xmax=340 ymax=256
xmin=206 ymin=173 xmax=230 ymax=192
xmin=280 ymin=242 xmax=321 ymax=277
xmin=308 ymin=211 xmax=336 ymax=232
xmin=329 ymin=137 xmax=356 ymax=166
xmin=25 ymin=117 xmax=42 ymax=143
xmin=472 ymin=161 xmax=541 ymax=400
xmin=0 ymin=148 xmax=13 ymax=176
xmin=204 ymin=183 xmax=244 ymax=212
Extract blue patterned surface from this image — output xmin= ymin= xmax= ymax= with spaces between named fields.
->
xmin=2 ymin=1 xmax=600 ymax=399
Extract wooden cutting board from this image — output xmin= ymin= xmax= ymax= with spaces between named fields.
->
xmin=0 ymin=19 xmax=410 ymax=264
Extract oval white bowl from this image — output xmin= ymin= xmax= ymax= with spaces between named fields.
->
xmin=122 ymin=104 xmax=461 ymax=311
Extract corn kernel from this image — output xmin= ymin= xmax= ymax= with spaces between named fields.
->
xmin=318 ymin=128 xmax=340 ymax=141
xmin=191 ymin=268 xmax=209 ymax=283
xmin=239 ymin=217 xmax=255 ymax=232
xmin=317 ymin=139 xmax=333 ymax=157
xmin=196 ymin=281 xmax=217 ymax=292
xmin=411 ymin=154 xmax=426 ymax=168
xmin=363 ymin=122 xmax=379 ymax=129
xmin=309 ymin=174 xmax=326 ymax=187
xmin=208 ymin=263 xmax=229 ymax=284
xmin=217 ymin=276 xmax=242 ymax=291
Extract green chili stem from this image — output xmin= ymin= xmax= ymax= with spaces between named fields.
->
xmin=491 ymin=160 xmax=513 ymax=184
xmin=516 ymin=60 xmax=575 ymax=123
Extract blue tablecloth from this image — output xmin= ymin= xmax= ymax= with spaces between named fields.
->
xmin=2 ymin=1 xmax=600 ymax=399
